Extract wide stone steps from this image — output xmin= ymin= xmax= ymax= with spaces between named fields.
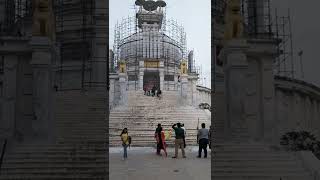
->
xmin=212 ymin=174 xmax=311 ymax=180
xmin=0 ymin=175 xmax=105 ymax=180
xmin=1 ymin=91 xmax=107 ymax=179
xmin=110 ymin=91 xmax=210 ymax=146
xmin=212 ymin=141 xmax=313 ymax=180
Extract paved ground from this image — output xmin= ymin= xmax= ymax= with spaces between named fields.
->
xmin=109 ymin=146 xmax=211 ymax=180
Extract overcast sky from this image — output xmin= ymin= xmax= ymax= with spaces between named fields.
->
xmin=272 ymin=0 xmax=320 ymax=86
xmin=109 ymin=0 xmax=211 ymax=88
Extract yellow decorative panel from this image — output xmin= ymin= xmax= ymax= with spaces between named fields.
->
xmin=144 ymin=60 xmax=159 ymax=68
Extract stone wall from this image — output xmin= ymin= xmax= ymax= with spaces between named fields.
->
xmin=0 ymin=37 xmax=33 ymax=140
xmin=195 ymin=85 xmax=211 ymax=106
xmin=274 ymin=76 xmax=320 ymax=139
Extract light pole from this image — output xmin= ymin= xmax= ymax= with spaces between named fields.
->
xmin=298 ymin=50 xmax=304 ymax=79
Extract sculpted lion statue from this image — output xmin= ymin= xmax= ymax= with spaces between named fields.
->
xmin=224 ymin=0 xmax=244 ymax=40
xmin=32 ymin=0 xmax=55 ymax=40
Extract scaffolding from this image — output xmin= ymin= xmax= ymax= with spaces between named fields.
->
xmin=213 ymin=0 xmax=295 ymax=79
xmin=213 ymin=0 xmax=226 ymax=24
xmin=241 ymin=0 xmax=273 ymax=39
xmin=273 ymin=9 xmax=295 ymax=78
xmin=241 ymin=0 xmax=294 ymax=78
xmin=53 ymin=0 xmax=108 ymax=90
xmin=0 ymin=0 xmax=108 ymax=90
xmin=112 ymin=5 xmax=188 ymax=91
xmin=0 ymin=0 xmax=32 ymax=36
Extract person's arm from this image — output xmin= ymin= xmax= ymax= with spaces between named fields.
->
xmin=172 ymin=124 xmax=177 ymax=129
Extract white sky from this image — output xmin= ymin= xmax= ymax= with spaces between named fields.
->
xmin=109 ymin=0 xmax=211 ymax=88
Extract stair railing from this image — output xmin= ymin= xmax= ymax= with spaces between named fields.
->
xmin=0 ymin=139 xmax=8 ymax=175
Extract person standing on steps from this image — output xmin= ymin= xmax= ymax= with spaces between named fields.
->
xmin=197 ymin=123 xmax=209 ymax=158
xmin=156 ymin=88 xmax=162 ymax=99
xmin=181 ymin=124 xmax=186 ymax=148
xmin=120 ymin=128 xmax=130 ymax=160
xmin=172 ymin=123 xmax=186 ymax=158
xmin=152 ymin=86 xmax=156 ymax=97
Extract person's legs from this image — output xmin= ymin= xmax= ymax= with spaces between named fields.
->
xmin=156 ymin=143 xmax=161 ymax=155
xmin=174 ymin=139 xmax=178 ymax=158
xmin=198 ymin=142 xmax=202 ymax=157
xmin=163 ymin=143 xmax=167 ymax=157
xmin=179 ymin=139 xmax=186 ymax=157
xmin=198 ymin=139 xmax=203 ymax=157
xmin=123 ymin=144 xmax=128 ymax=159
xmin=204 ymin=139 xmax=208 ymax=158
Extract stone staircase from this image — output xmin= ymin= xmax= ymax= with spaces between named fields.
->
xmin=212 ymin=142 xmax=314 ymax=180
xmin=54 ymin=91 xmax=107 ymax=143
xmin=0 ymin=90 xmax=107 ymax=179
xmin=213 ymin=105 xmax=314 ymax=179
xmin=109 ymin=90 xmax=211 ymax=146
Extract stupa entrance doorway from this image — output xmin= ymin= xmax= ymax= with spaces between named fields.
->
xmin=143 ymin=71 xmax=160 ymax=91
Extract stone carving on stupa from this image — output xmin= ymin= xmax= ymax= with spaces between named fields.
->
xmin=32 ymin=0 xmax=55 ymax=40
xmin=223 ymin=0 xmax=244 ymax=40
xmin=135 ymin=0 xmax=166 ymax=11
xmin=119 ymin=61 xmax=126 ymax=73
xmin=180 ymin=60 xmax=187 ymax=74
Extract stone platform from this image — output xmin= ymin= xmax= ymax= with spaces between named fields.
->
xmin=109 ymin=146 xmax=211 ymax=180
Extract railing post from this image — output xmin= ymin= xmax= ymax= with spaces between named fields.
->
xmin=0 ymin=139 xmax=8 ymax=174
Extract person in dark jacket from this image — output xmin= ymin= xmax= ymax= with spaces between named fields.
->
xmin=155 ymin=124 xmax=162 ymax=155
xmin=151 ymin=86 xmax=156 ymax=97
xmin=172 ymin=123 xmax=186 ymax=158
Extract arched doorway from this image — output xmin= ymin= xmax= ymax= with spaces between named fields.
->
xmin=143 ymin=71 xmax=160 ymax=90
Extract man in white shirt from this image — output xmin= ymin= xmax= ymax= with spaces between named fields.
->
xmin=181 ymin=124 xmax=186 ymax=148
xmin=197 ymin=123 xmax=209 ymax=158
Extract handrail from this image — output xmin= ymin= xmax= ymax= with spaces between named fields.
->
xmin=0 ymin=139 xmax=8 ymax=175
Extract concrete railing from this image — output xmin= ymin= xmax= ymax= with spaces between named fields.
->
xmin=296 ymin=151 xmax=320 ymax=180
xmin=0 ymin=139 xmax=7 ymax=175
xmin=274 ymin=76 xmax=320 ymax=139
xmin=195 ymin=85 xmax=211 ymax=106
xmin=275 ymin=76 xmax=320 ymax=179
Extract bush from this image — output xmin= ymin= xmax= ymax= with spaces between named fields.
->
xmin=280 ymin=131 xmax=320 ymax=160
xmin=199 ymin=103 xmax=211 ymax=111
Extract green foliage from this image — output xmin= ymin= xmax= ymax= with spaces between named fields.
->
xmin=280 ymin=131 xmax=320 ymax=160
xmin=199 ymin=103 xmax=211 ymax=111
